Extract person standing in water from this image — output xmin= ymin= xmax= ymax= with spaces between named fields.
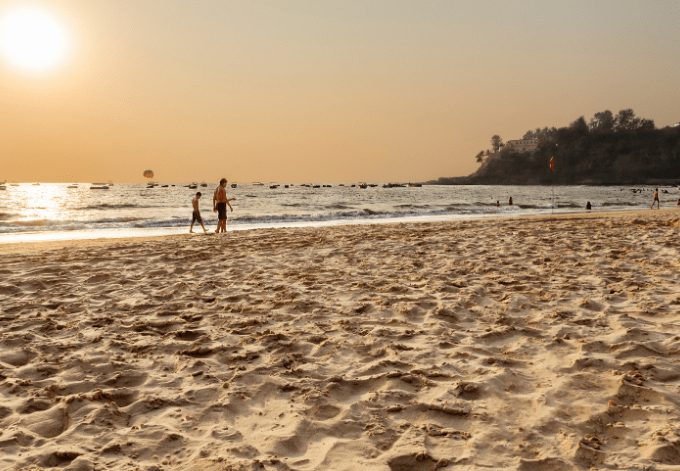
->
xmin=189 ymin=192 xmax=208 ymax=233
xmin=508 ymin=196 xmax=513 ymax=206
xmin=213 ymin=178 xmax=234 ymax=233
xmin=650 ymin=188 xmax=660 ymax=209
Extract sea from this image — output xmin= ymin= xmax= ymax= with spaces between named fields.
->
xmin=0 ymin=182 xmax=677 ymax=243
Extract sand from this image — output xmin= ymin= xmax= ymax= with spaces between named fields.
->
xmin=1 ymin=209 xmax=679 ymax=470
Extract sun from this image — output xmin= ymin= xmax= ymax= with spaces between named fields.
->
xmin=0 ymin=7 xmax=70 ymax=73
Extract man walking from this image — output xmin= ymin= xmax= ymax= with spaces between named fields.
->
xmin=651 ymin=188 xmax=660 ymax=209
xmin=213 ymin=178 xmax=234 ymax=233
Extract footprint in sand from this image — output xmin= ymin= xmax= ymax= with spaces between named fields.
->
xmin=19 ymin=405 xmax=68 ymax=438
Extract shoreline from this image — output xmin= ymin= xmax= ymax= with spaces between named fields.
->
xmin=1 ymin=207 xmax=678 ymax=253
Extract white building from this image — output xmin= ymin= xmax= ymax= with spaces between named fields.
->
xmin=504 ymin=138 xmax=539 ymax=153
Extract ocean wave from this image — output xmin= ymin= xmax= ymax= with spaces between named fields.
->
xmin=10 ymin=219 xmax=50 ymax=227
xmin=601 ymin=201 xmax=642 ymax=207
xmin=0 ymin=216 xmax=145 ymax=231
xmin=80 ymin=203 xmax=156 ymax=210
xmin=92 ymin=217 xmax=144 ymax=224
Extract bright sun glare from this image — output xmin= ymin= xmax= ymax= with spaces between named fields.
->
xmin=0 ymin=7 xmax=69 ymax=73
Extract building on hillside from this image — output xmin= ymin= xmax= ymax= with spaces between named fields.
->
xmin=504 ymin=138 xmax=539 ymax=153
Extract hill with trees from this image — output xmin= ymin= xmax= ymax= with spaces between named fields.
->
xmin=434 ymin=109 xmax=680 ymax=185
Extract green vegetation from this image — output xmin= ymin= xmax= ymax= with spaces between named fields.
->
xmin=436 ymin=109 xmax=680 ymax=185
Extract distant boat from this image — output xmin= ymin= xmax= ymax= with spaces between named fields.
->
xmin=252 ymin=182 xmax=264 ymax=186
xmin=270 ymin=184 xmax=279 ymax=189
xmin=200 ymin=182 xmax=208 ymax=188
xmin=231 ymin=183 xmax=237 ymax=189
xmin=408 ymin=183 xmax=423 ymax=187
xmin=0 ymin=185 xmax=6 ymax=191
xmin=67 ymin=184 xmax=78 ymax=189
xmin=90 ymin=185 xmax=109 ymax=190
xmin=359 ymin=183 xmax=368 ymax=189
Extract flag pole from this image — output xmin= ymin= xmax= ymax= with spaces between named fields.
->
xmin=549 ymin=153 xmax=556 ymax=216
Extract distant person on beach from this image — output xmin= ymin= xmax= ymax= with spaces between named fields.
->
xmin=496 ymin=200 xmax=500 ymax=208
xmin=650 ymin=188 xmax=660 ymax=209
xmin=508 ymin=197 xmax=513 ymax=206
xmin=213 ymin=178 xmax=234 ymax=233
xmin=189 ymin=192 xmax=207 ymax=234
xmin=586 ymin=201 xmax=592 ymax=210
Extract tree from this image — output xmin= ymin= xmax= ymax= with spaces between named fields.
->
xmin=475 ymin=150 xmax=485 ymax=163
xmin=570 ymin=116 xmax=589 ymax=134
xmin=638 ymin=118 xmax=655 ymax=130
xmin=491 ymin=135 xmax=503 ymax=153
xmin=615 ymin=109 xmax=639 ymax=131
xmin=589 ymin=110 xmax=614 ymax=132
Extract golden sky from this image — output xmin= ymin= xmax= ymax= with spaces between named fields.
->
xmin=1 ymin=0 xmax=679 ymax=183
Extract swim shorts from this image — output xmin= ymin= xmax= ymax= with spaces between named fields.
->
xmin=216 ymin=202 xmax=227 ymax=220
xmin=192 ymin=211 xmax=202 ymax=223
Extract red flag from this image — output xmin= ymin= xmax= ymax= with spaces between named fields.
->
xmin=549 ymin=156 xmax=555 ymax=174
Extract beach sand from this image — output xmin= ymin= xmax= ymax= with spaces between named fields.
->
xmin=1 ymin=210 xmax=679 ymax=470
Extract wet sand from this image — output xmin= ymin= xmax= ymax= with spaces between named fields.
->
xmin=1 ymin=209 xmax=679 ymax=470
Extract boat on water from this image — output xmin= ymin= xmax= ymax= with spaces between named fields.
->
xmin=67 ymin=184 xmax=79 ymax=189
xmin=252 ymin=182 xmax=264 ymax=186
xmin=200 ymin=182 xmax=208 ymax=188
xmin=0 ymin=185 xmax=6 ymax=191
xmin=359 ymin=182 xmax=368 ymax=189
xmin=231 ymin=183 xmax=237 ymax=189
xmin=90 ymin=184 xmax=109 ymax=190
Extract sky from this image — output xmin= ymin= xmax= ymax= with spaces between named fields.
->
xmin=1 ymin=0 xmax=679 ymax=183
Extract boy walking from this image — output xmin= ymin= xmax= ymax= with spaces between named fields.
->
xmin=190 ymin=192 xmax=208 ymax=233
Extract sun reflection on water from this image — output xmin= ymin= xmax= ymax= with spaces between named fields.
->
xmin=11 ymin=183 xmax=69 ymax=224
